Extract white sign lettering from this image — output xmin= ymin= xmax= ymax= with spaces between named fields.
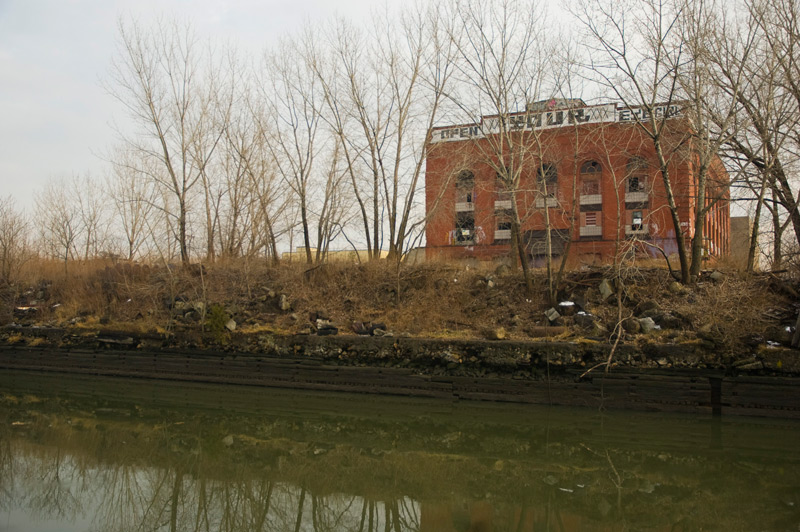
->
xmin=430 ymin=103 xmax=682 ymax=143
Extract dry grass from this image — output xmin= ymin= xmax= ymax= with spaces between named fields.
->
xmin=1 ymin=256 xmax=796 ymax=354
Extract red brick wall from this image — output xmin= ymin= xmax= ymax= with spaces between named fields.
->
xmin=425 ymin=118 xmax=729 ymax=267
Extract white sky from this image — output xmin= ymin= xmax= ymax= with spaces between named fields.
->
xmin=0 ymin=0 xmax=400 ymax=210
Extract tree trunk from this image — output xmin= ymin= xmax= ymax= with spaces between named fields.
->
xmin=689 ymin=168 xmax=708 ymax=280
xmin=179 ymin=201 xmax=190 ymax=265
xmin=747 ymin=172 xmax=769 ymax=272
xmin=771 ymin=192 xmax=783 ymax=270
xmin=654 ymin=141 xmax=690 ymax=283
xmin=300 ymin=202 xmax=313 ymax=264
xmin=511 ymin=200 xmax=533 ymax=295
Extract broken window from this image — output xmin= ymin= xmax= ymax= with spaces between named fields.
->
xmin=456 ymin=170 xmax=475 ymax=204
xmin=580 ymin=160 xmax=601 ymax=196
xmin=537 ymin=163 xmax=558 ymax=197
xmin=582 ymin=179 xmax=600 ymax=195
xmin=631 ymin=210 xmax=643 ymax=230
xmin=455 ymin=211 xmax=475 ymax=243
xmin=495 ymin=174 xmax=513 ymax=202
xmin=627 ymin=157 xmax=648 ymax=192
xmin=495 ymin=212 xmax=512 ymax=241
xmin=580 ymin=160 xmax=601 ymax=176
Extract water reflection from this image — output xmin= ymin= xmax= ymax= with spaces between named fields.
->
xmin=1 ymin=371 xmax=799 ymax=531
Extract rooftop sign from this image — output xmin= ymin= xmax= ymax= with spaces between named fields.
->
xmin=430 ymin=103 xmax=681 ymax=143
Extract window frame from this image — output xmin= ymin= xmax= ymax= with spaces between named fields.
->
xmin=537 ymin=163 xmax=558 ymax=198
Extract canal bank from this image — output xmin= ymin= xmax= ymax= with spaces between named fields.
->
xmin=1 ymin=326 xmax=799 ymax=418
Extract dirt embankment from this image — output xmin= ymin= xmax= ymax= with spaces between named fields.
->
xmin=3 ymin=260 xmax=800 ymax=356
xmin=1 ymin=260 xmax=799 ymax=371
xmin=2 ymin=259 xmax=800 ymax=416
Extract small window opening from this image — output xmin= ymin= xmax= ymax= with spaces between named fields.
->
xmin=585 ymin=212 xmax=598 ymax=226
xmin=632 ymin=210 xmax=643 ymax=230
xmin=627 ymin=157 xmax=648 ymax=193
xmin=496 ymin=212 xmax=512 ymax=235
xmin=628 ymin=176 xmax=645 ymax=192
xmin=456 ymin=212 xmax=475 ymax=243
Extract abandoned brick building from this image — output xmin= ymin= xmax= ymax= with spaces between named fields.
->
xmin=424 ymin=99 xmax=730 ymax=267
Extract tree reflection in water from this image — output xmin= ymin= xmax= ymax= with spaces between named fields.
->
xmin=1 ymin=372 xmax=799 ymax=531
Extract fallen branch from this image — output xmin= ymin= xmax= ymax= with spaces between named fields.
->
xmin=640 ymin=241 xmax=681 ymax=281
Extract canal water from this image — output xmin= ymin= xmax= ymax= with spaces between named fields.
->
xmin=0 ymin=370 xmax=798 ymax=532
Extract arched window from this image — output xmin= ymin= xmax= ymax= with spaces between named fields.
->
xmin=626 ymin=157 xmax=648 ymax=194
xmin=580 ymin=160 xmax=601 ymax=175
xmin=580 ymin=160 xmax=601 ymax=196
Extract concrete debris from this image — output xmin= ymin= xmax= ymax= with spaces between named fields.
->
xmin=495 ymin=264 xmax=511 ymax=276
xmin=352 ymin=321 xmax=388 ymax=336
xmin=736 ymin=360 xmax=764 ymax=370
xmin=667 ymin=281 xmax=684 ymax=294
xmin=558 ymin=301 xmax=576 ymax=316
xmin=635 ymin=300 xmax=660 ymax=316
xmin=709 ymin=270 xmax=725 ymax=283
xmin=574 ymin=312 xmax=596 ymax=329
xmin=599 ymin=279 xmax=614 ymax=301
xmin=622 ymin=317 xmax=641 ymax=334
xmin=544 ymin=307 xmax=561 ymax=323
xmin=639 ymin=317 xmax=657 ymax=333
xmin=484 ymin=327 xmax=506 ymax=340
xmin=351 ymin=321 xmax=371 ymax=335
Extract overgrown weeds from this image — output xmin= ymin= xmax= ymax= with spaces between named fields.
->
xmin=1 ymin=256 xmax=796 ymax=356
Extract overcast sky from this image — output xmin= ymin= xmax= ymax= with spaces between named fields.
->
xmin=0 ymin=0 xmax=397 ymax=210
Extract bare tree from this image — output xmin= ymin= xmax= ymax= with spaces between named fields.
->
xmin=439 ymin=0 xmax=560 ymax=295
xmin=35 ymin=179 xmax=81 ymax=275
xmin=108 ymin=149 xmax=158 ymax=261
xmin=260 ymin=34 xmax=324 ymax=264
xmin=576 ymin=0 xmax=698 ymax=281
xmin=702 ymin=0 xmax=789 ymax=271
xmin=673 ymin=0 xmax=754 ymax=279
xmin=726 ymin=0 xmax=800 ymax=270
xmin=107 ymin=18 xmax=225 ymax=265
xmin=313 ymin=4 xmax=455 ymax=261
xmin=0 ymin=195 xmax=29 ymax=285
xmin=74 ymin=173 xmax=109 ymax=261
xmin=219 ymin=81 xmax=288 ymax=263
xmin=756 ymin=0 xmax=800 ymax=248
xmin=313 ymin=139 xmax=352 ymax=262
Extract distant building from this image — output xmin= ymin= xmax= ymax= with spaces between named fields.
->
xmin=730 ymin=216 xmax=757 ymax=270
xmin=281 ymin=247 xmax=388 ymax=263
xmin=424 ymin=100 xmax=730 ymax=267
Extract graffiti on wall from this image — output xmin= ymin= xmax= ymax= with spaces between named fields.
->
xmin=430 ymin=103 xmax=682 ymax=143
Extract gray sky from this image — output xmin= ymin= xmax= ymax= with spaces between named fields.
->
xmin=0 ymin=0 xmax=385 ymax=210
